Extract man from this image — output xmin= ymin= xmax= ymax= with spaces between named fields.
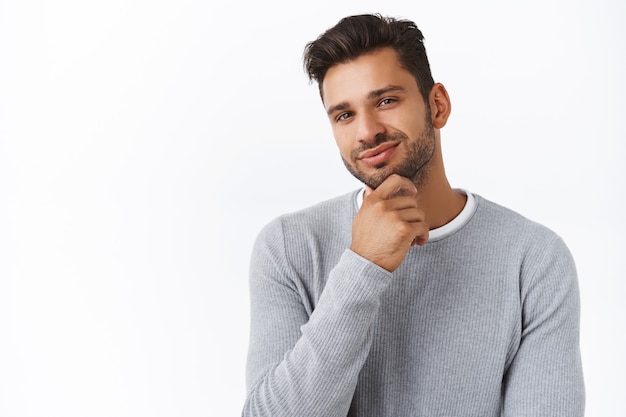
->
xmin=243 ymin=14 xmax=584 ymax=417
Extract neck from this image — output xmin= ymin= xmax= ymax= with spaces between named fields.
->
xmin=414 ymin=141 xmax=466 ymax=230
xmin=416 ymin=178 xmax=466 ymax=230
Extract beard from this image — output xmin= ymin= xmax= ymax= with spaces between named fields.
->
xmin=341 ymin=116 xmax=436 ymax=190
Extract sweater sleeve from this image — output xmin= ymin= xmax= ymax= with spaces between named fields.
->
xmin=502 ymin=235 xmax=585 ymax=416
xmin=242 ymin=218 xmax=392 ymax=417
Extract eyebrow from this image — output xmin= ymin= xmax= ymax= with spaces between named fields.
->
xmin=325 ymin=85 xmax=407 ymax=116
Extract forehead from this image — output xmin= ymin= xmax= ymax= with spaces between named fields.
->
xmin=321 ymin=47 xmax=418 ymax=106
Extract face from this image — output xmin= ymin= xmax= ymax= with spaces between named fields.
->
xmin=322 ymin=47 xmax=435 ymax=190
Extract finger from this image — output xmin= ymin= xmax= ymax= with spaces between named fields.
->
xmin=383 ymin=198 xmax=421 ymax=215
xmin=410 ymin=224 xmax=430 ymax=246
xmin=372 ymin=174 xmax=417 ymax=201
xmin=411 ymin=235 xmax=429 ymax=246
xmin=394 ymin=207 xmax=426 ymax=223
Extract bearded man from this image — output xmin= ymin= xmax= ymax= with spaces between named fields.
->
xmin=242 ymin=13 xmax=584 ymax=417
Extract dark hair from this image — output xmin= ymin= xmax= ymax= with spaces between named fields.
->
xmin=303 ymin=14 xmax=434 ymax=103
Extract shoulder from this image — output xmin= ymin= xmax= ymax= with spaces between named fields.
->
xmin=472 ymin=194 xmax=576 ymax=287
xmin=253 ymin=189 xmax=358 ymax=251
xmin=472 ymin=194 xmax=561 ymax=244
xmin=250 ymin=190 xmax=359 ymax=289
xmin=469 ymin=194 xmax=575 ymax=273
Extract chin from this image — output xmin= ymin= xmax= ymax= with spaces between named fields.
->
xmin=362 ymin=169 xmax=394 ymax=190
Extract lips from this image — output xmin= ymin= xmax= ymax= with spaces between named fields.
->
xmin=358 ymin=142 xmax=399 ymax=166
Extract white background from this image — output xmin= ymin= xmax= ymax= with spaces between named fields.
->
xmin=0 ymin=0 xmax=624 ymax=416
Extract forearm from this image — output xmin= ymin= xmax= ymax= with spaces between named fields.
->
xmin=243 ymin=250 xmax=391 ymax=417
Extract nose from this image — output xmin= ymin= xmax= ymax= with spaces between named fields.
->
xmin=355 ymin=111 xmax=385 ymax=144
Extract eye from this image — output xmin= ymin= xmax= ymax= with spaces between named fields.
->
xmin=379 ymin=97 xmax=396 ymax=107
xmin=336 ymin=112 xmax=352 ymax=122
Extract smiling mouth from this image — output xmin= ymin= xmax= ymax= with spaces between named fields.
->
xmin=358 ymin=142 xmax=399 ymax=166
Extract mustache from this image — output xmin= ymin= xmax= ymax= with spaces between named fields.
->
xmin=350 ymin=131 xmax=408 ymax=160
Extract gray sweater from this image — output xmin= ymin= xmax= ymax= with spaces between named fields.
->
xmin=243 ymin=190 xmax=584 ymax=416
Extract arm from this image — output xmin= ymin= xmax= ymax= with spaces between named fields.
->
xmin=243 ymin=221 xmax=391 ymax=417
xmin=243 ymin=223 xmax=391 ymax=417
xmin=243 ymin=175 xmax=428 ymax=416
xmin=502 ymin=235 xmax=585 ymax=416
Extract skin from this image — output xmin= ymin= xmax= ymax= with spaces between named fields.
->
xmin=321 ymin=47 xmax=466 ymax=272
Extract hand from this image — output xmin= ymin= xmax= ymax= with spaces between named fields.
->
xmin=351 ymin=174 xmax=429 ymax=272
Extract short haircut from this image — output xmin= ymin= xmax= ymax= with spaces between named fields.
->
xmin=303 ymin=14 xmax=435 ymax=103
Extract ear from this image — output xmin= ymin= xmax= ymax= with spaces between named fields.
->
xmin=428 ymin=83 xmax=451 ymax=129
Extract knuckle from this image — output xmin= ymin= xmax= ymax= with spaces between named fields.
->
xmin=389 ymin=210 xmax=402 ymax=222
xmin=396 ymin=221 xmax=411 ymax=235
xmin=378 ymin=200 xmax=391 ymax=212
